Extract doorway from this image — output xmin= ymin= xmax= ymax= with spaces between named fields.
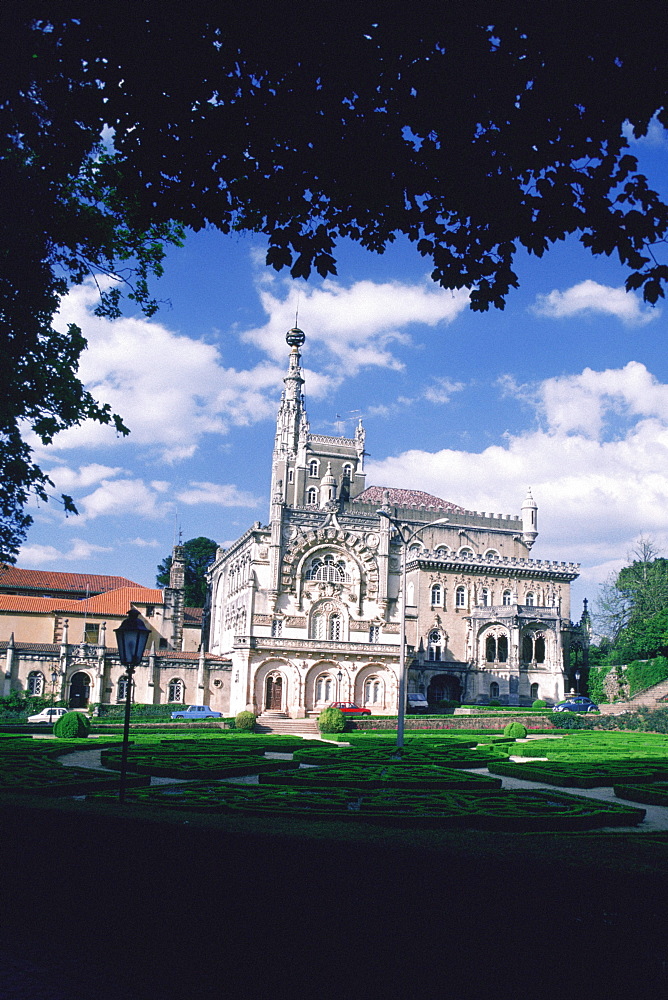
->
xmin=69 ymin=671 xmax=91 ymax=708
xmin=265 ymin=674 xmax=283 ymax=710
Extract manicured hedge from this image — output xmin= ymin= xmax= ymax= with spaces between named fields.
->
xmin=488 ymin=758 xmax=668 ymax=787
xmin=261 ymin=762 xmax=504 ymax=789
xmin=614 ymin=782 xmax=668 ymax=806
xmin=91 ymin=781 xmax=645 ymax=830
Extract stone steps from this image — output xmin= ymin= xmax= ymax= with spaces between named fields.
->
xmin=599 ymin=676 xmax=668 ymax=714
xmin=255 ymin=714 xmax=320 ymax=736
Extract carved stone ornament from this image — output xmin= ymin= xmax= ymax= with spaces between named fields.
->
xmin=365 ymin=533 xmax=379 ymax=549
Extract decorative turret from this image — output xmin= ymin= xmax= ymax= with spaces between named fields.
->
xmin=319 ymin=462 xmax=337 ymax=507
xmin=521 ymin=487 xmax=538 ymax=549
xmin=270 ymin=327 xmax=309 ymax=504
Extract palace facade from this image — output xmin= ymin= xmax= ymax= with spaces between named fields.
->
xmin=206 ymin=327 xmax=586 ymax=719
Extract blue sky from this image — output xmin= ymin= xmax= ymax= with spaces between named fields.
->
xmin=21 ymin=122 xmax=668 ymax=623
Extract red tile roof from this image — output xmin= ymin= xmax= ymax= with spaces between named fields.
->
xmin=352 ymin=486 xmax=467 ymax=512
xmin=184 ymin=607 xmax=204 ymax=623
xmin=0 ymin=566 xmax=141 ymax=596
xmin=0 ymin=587 xmax=163 ymax=617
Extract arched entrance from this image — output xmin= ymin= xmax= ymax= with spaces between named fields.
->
xmin=265 ymin=673 xmax=283 ymax=711
xmin=69 ymin=671 xmax=91 ymax=708
xmin=427 ymin=674 xmax=461 ymax=705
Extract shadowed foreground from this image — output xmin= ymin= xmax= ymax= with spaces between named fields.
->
xmin=2 ymin=798 xmax=667 ymax=997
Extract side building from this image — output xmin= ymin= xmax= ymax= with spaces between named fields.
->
xmin=207 ymin=327 xmax=586 ymax=719
xmin=0 ymin=554 xmax=230 ymax=710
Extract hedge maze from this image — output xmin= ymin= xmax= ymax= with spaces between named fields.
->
xmin=3 ymin=729 xmax=667 ymax=830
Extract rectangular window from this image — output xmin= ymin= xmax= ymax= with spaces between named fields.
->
xmin=369 ymin=625 xmax=380 ymax=643
xmin=271 ymin=619 xmax=283 ymax=637
xmin=84 ymin=623 xmax=99 ymax=644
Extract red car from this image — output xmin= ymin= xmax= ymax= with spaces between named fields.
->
xmin=330 ymin=701 xmax=371 ymax=717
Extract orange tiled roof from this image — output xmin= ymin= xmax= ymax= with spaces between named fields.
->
xmin=352 ymin=486 xmax=467 ymax=512
xmin=0 ymin=586 xmax=164 ymax=617
xmin=0 ymin=566 xmax=142 ymax=595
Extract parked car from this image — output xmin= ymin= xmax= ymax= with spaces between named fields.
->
xmin=27 ymin=707 xmax=68 ymax=724
xmin=407 ymin=692 xmax=429 ymax=712
xmin=329 ymin=701 xmax=371 ymax=717
xmin=552 ymin=696 xmax=599 ymax=713
xmin=170 ymin=704 xmax=222 ymax=720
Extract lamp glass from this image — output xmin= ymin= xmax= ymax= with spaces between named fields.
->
xmin=114 ymin=609 xmax=150 ymax=667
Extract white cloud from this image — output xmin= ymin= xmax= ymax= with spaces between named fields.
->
xmin=176 ymin=482 xmax=262 ymax=507
xmin=43 ymin=281 xmax=290 ymax=459
xmin=532 ymin=280 xmax=658 ymax=325
xmin=18 ymin=538 xmax=112 ymax=566
xmin=503 ymin=361 xmax=668 ymax=438
xmin=423 ymin=378 xmax=465 ymax=405
xmin=129 ymin=537 xmax=160 ymax=548
xmin=366 ymin=362 xmax=668 ymax=605
xmin=77 ymin=477 xmax=173 ymax=521
xmin=240 ymin=276 xmax=470 ymax=374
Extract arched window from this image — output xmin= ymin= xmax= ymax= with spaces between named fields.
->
xmin=27 ymin=671 xmax=44 ymax=696
xmin=328 ymin=614 xmax=342 ymax=641
xmin=480 ymin=587 xmax=490 ymax=606
xmin=522 ymin=635 xmax=534 ymax=662
xmin=117 ymin=675 xmax=130 ymax=702
xmin=502 ymin=590 xmax=512 ymax=606
xmin=459 ymin=547 xmax=474 ymax=558
xmin=435 ymin=546 xmax=449 ymax=557
xmin=486 ymin=635 xmax=496 ymax=662
xmin=485 ymin=549 xmax=499 ymax=558
xmin=498 ymin=635 xmax=508 ymax=662
xmin=428 ymin=629 xmax=442 ymax=661
xmin=307 ymin=487 xmax=318 ymax=505
xmin=490 ymin=682 xmax=500 ymax=699
xmin=310 ymin=605 xmax=346 ymax=642
xmin=455 ymin=586 xmax=466 ymax=608
xmin=365 ymin=676 xmax=383 ymax=706
xmin=306 ymin=555 xmax=349 ymax=583
xmin=342 ymin=463 xmax=353 ymax=480
xmin=315 ymin=675 xmax=334 ymax=703
xmin=535 ymin=635 xmax=546 ymax=663
xmin=309 ymin=460 xmax=319 ymax=477
xmin=310 ymin=613 xmax=326 ymax=639
xmin=526 ymin=592 xmax=535 ymax=606
xmin=408 ymin=543 xmax=422 ymax=557
xmin=168 ymin=678 xmax=184 ymax=702
xmin=431 ymin=583 xmax=442 ymax=606
xmin=530 ymin=683 xmax=540 ymax=700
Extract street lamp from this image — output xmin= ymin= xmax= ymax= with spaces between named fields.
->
xmin=50 ymin=668 xmax=59 ymax=722
xmin=575 ymin=669 xmax=581 ymax=694
xmin=377 ymin=512 xmax=450 ymax=748
xmin=114 ymin=608 xmax=150 ymax=803
xmin=337 ymin=669 xmax=343 ymax=702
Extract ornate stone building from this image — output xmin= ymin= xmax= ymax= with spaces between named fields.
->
xmin=206 ymin=327 xmax=585 ymax=718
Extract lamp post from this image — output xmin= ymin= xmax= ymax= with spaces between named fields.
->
xmin=337 ymin=669 xmax=343 ymax=703
xmin=50 ymin=668 xmax=58 ymax=722
xmin=377 ymin=512 xmax=450 ymax=748
xmin=575 ymin=669 xmax=581 ymax=694
xmin=114 ymin=609 xmax=150 ymax=803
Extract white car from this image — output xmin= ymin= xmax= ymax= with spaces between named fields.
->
xmin=27 ymin=707 xmax=68 ymax=724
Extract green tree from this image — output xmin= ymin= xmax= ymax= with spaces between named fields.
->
xmin=595 ymin=540 xmax=668 ymax=662
xmin=156 ymin=537 xmax=218 ymax=608
xmin=5 ymin=9 xmax=668 ymax=560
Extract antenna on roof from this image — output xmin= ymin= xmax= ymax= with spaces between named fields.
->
xmin=173 ymin=509 xmax=180 ymax=547
xmin=295 ymin=289 xmax=300 ymax=328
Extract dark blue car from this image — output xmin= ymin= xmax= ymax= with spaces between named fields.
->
xmin=552 ymin=696 xmax=599 ymax=713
